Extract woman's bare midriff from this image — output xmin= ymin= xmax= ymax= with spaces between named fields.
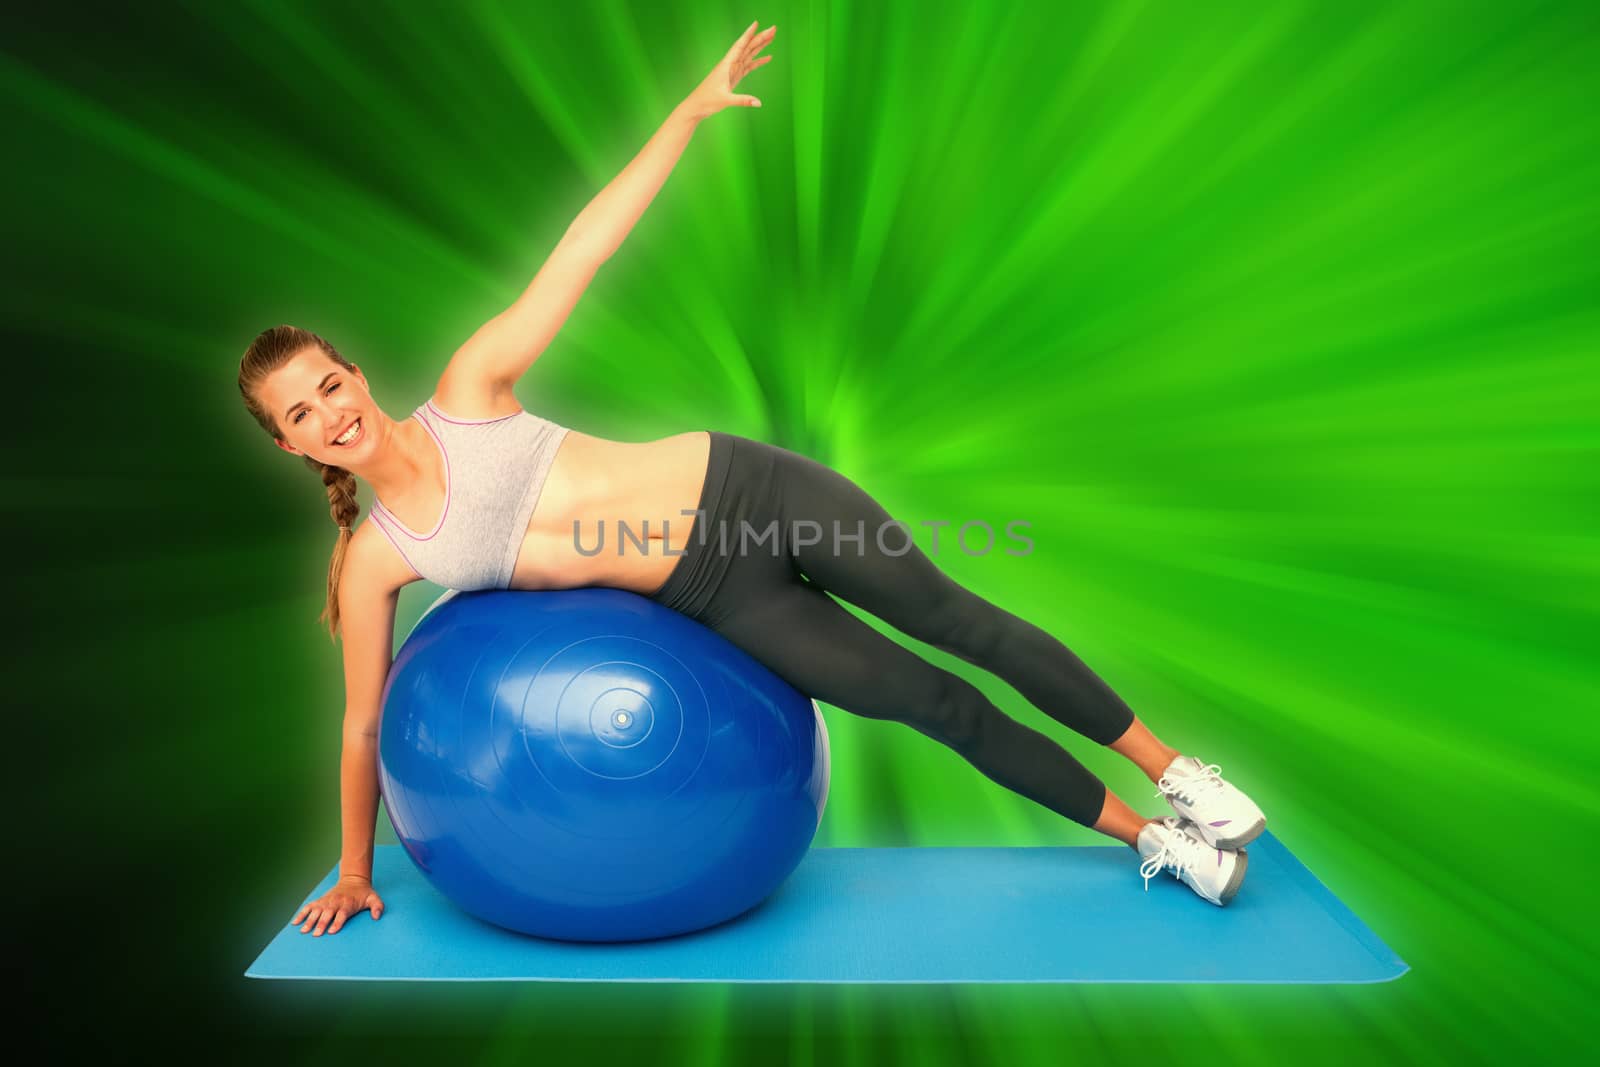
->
xmin=506 ymin=429 xmax=711 ymax=596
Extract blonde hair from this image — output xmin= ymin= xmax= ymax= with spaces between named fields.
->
xmin=237 ymin=325 xmax=360 ymax=641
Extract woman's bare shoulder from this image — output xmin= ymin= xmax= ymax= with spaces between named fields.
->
xmin=346 ymin=520 xmax=424 ymax=594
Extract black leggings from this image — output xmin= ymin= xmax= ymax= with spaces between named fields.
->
xmin=648 ymin=432 xmax=1137 ymax=829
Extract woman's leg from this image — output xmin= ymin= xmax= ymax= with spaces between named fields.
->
xmin=1107 ymin=715 xmax=1183 ymax=783
xmin=765 ymin=444 xmax=1166 ymax=766
xmin=703 ymin=566 xmax=1151 ymax=842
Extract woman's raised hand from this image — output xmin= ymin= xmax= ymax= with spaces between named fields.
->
xmin=292 ymin=875 xmax=385 ymax=936
xmin=683 ymin=21 xmax=776 ymax=120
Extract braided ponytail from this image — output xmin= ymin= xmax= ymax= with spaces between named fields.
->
xmin=311 ymin=456 xmax=361 ymax=639
xmin=238 ymin=324 xmax=365 ymax=642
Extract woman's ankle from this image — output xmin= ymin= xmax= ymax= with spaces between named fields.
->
xmin=1143 ymin=746 xmax=1183 ymax=783
xmin=1092 ymin=789 xmax=1159 ymax=848
xmin=1107 ymin=716 xmax=1183 ymax=782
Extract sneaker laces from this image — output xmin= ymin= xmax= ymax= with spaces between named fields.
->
xmin=1154 ymin=760 xmax=1228 ymax=806
xmin=1139 ymin=823 xmax=1216 ymax=892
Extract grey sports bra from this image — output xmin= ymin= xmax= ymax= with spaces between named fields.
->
xmin=367 ymin=399 xmax=571 ymax=589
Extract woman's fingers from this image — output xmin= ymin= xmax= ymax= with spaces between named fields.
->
xmin=731 ymin=28 xmax=776 ymax=88
xmin=722 ymin=22 xmax=757 ymax=66
xmin=736 ymin=51 xmax=773 ymax=80
xmin=743 ymin=27 xmax=776 ymax=66
xmin=292 ymin=894 xmax=378 ymax=935
xmin=729 ymin=24 xmax=775 ymax=68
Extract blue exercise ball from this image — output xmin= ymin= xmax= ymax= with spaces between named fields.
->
xmin=377 ymin=586 xmax=831 ymax=942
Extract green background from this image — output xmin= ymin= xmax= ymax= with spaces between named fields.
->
xmin=7 ymin=0 xmax=1595 ymax=1061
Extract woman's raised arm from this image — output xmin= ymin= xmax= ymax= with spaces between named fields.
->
xmin=438 ymin=23 xmax=777 ymax=404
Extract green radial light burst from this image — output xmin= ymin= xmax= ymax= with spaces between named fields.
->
xmin=4 ymin=0 xmax=1595 ymax=1063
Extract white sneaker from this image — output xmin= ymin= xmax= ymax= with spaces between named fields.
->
xmin=1136 ymin=816 xmax=1248 ymax=906
xmin=1154 ymin=755 xmax=1266 ymax=850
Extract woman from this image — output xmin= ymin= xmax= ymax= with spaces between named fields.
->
xmin=240 ymin=23 xmax=1266 ymax=938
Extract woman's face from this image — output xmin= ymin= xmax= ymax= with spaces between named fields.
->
xmin=258 ymin=347 xmax=378 ymax=465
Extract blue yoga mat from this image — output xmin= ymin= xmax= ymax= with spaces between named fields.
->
xmin=246 ymin=831 xmax=1406 ymax=983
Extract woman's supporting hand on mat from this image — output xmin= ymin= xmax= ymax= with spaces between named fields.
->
xmin=682 ymin=21 xmax=775 ymax=120
xmin=292 ymin=875 xmax=385 ymax=936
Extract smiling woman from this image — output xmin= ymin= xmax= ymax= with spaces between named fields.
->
xmin=236 ymin=325 xmax=367 ymax=635
xmin=230 ymin=20 xmax=1270 ymax=945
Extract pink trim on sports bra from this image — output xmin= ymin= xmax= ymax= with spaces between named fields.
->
xmin=367 ymin=510 xmax=424 ymax=579
xmin=372 ymin=407 xmax=451 ymax=540
xmin=424 ymin=398 xmax=520 ymax=425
